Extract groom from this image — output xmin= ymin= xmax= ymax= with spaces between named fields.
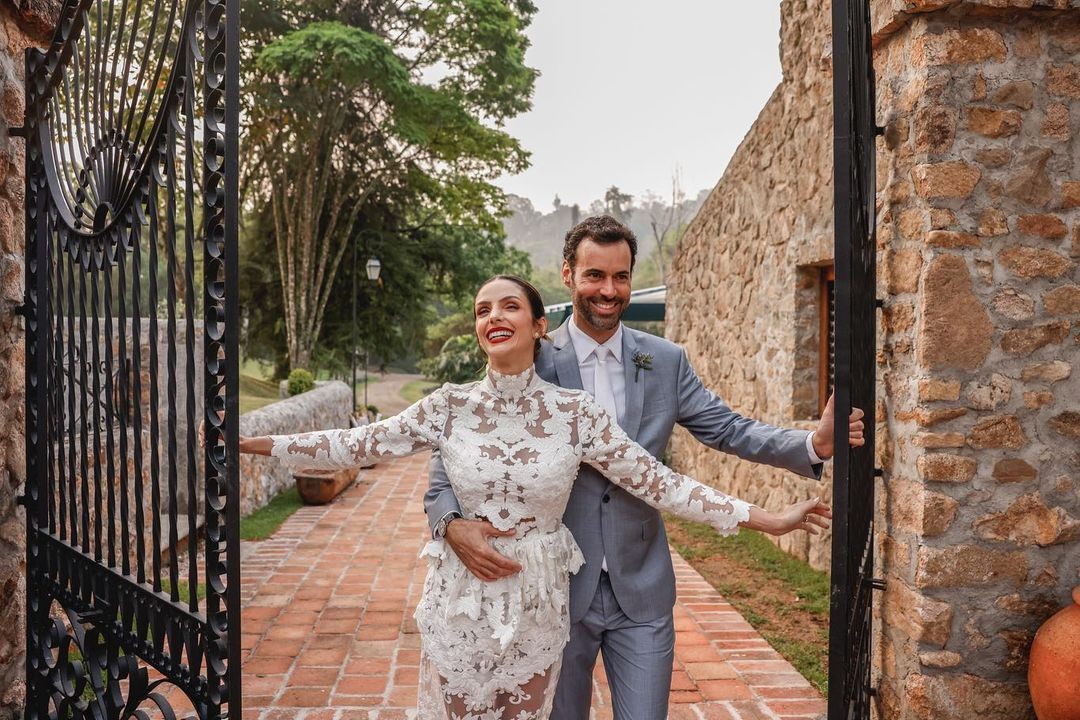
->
xmin=425 ymin=215 xmax=864 ymax=719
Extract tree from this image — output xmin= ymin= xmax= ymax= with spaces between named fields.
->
xmin=603 ymin=186 xmax=634 ymax=225
xmin=642 ymin=169 xmax=687 ymax=282
xmin=241 ymin=190 xmax=531 ymax=379
xmin=243 ymin=1 xmax=538 ymax=370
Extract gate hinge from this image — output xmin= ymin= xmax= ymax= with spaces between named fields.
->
xmin=875 ymin=298 xmax=885 ymax=309
xmin=874 ymin=125 xmax=885 ymax=137
xmin=871 ymin=578 xmax=887 ymax=591
xmin=12 ymin=304 xmax=27 ymax=318
xmin=874 ymin=467 xmax=884 ymax=478
xmin=7 ymin=126 xmax=25 ymax=138
xmin=868 ymin=685 xmax=879 ymax=697
xmin=15 ymin=494 xmax=27 ymax=507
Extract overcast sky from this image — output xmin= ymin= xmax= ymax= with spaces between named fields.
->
xmin=496 ymin=1 xmax=784 ymax=209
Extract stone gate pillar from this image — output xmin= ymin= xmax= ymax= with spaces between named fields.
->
xmin=873 ymin=3 xmax=1080 ymax=717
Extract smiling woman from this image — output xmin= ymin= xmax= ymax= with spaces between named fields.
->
xmin=473 ymin=275 xmax=550 ymax=373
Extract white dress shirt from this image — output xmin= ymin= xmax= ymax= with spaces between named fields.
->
xmin=567 ymin=316 xmax=626 ymax=422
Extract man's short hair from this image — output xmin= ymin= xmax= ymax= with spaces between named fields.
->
xmin=563 ymin=215 xmax=638 ymax=271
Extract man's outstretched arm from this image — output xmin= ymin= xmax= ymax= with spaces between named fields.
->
xmin=675 ymin=349 xmax=863 ymax=478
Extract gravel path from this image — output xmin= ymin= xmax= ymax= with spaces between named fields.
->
xmin=361 ymin=371 xmax=428 ymax=416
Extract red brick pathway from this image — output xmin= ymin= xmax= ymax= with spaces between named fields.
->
xmin=236 ymin=454 xmax=826 ymax=720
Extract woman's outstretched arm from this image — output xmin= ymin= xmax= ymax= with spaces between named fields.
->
xmin=240 ymin=386 xmax=449 ymax=471
xmin=577 ymin=394 xmax=831 ymax=537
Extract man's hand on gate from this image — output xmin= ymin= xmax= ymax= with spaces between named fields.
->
xmin=812 ymin=393 xmax=866 ymax=459
xmin=444 ymin=518 xmax=522 ymax=581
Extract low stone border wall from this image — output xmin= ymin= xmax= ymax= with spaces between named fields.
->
xmin=238 ymin=380 xmax=352 ymax=518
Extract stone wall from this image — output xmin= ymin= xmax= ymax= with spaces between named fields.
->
xmin=666 ymin=0 xmax=838 ymax=571
xmin=0 ymin=1 xmax=58 ymax=714
xmin=669 ymin=0 xmax=1080 ymax=717
xmin=238 ymin=381 xmax=353 ymax=518
xmin=871 ymin=5 xmax=1080 ymax=718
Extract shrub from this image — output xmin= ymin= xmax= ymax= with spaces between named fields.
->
xmin=417 ymin=334 xmax=486 ymax=384
xmin=287 ymin=368 xmax=315 ymax=395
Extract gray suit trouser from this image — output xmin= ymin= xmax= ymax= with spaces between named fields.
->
xmin=552 ymin=572 xmax=675 ymax=720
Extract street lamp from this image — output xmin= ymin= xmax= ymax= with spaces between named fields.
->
xmin=364 ymin=256 xmax=382 ymax=415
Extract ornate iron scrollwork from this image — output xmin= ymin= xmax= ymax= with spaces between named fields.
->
xmin=23 ymin=0 xmax=241 ymax=717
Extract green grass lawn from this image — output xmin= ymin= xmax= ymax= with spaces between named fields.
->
xmin=239 ymin=486 xmax=304 ymax=540
xmin=400 ymin=379 xmax=439 ymax=404
xmin=161 ymin=577 xmax=207 ymax=603
xmin=665 ymin=517 xmax=831 ymax=694
xmin=239 ymin=372 xmax=281 ymax=414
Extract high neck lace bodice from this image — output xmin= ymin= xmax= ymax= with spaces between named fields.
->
xmin=482 ymin=365 xmax=540 ymax=399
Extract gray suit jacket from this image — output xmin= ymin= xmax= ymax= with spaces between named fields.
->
xmin=424 ymin=321 xmax=822 ymax=624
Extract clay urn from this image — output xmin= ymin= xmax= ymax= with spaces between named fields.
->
xmin=1028 ymin=586 xmax=1080 ymax=720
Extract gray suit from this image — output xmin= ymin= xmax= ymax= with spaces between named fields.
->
xmin=425 ymin=321 xmax=822 ymax=719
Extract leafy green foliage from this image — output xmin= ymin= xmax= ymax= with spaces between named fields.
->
xmin=418 ymin=334 xmax=486 ymax=384
xmin=241 ymin=0 xmax=539 ymax=371
xmin=287 ymin=368 xmax=315 ymax=395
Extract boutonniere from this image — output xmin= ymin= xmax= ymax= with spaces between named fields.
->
xmin=632 ymin=351 xmax=653 ymax=382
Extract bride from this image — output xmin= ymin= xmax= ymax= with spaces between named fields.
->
xmin=237 ymin=275 xmax=831 ymax=720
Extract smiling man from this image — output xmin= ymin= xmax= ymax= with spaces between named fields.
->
xmin=425 ymin=215 xmax=864 ymax=720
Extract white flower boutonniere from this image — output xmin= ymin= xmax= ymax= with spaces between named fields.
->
xmin=632 ymin=351 xmax=653 ymax=382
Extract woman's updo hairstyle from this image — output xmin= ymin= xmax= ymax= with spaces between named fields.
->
xmin=476 ymin=275 xmax=550 ymax=359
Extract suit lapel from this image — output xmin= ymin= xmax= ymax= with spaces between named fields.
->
xmin=551 ymin=322 xmax=584 ymax=391
xmin=621 ymin=329 xmax=644 ymax=440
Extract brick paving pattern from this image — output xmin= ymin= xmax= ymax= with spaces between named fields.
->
xmin=237 ymin=454 xmax=826 ymax=720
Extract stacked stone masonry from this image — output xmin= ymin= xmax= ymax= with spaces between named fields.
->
xmin=0 ymin=1 xmax=59 ymax=715
xmin=667 ymin=0 xmax=838 ymax=572
xmin=670 ymin=1 xmax=1079 ymax=718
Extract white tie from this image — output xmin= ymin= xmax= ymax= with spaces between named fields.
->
xmin=593 ymin=346 xmax=617 ymax=421
xmin=595 ymin=346 xmax=619 ymax=572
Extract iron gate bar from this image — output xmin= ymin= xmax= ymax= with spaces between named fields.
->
xmin=23 ymin=0 xmax=241 ymax=715
xmin=829 ymin=0 xmax=880 ymax=719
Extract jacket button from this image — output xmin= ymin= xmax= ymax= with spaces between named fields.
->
xmin=602 ymin=494 xmax=611 ymax=503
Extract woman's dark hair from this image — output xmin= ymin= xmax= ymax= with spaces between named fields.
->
xmin=475 ymin=274 xmax=548 ymax=358
xmin=563 ymin=215 xmax=638 ymax=270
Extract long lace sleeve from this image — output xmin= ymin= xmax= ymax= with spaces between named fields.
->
xmin=577 ymin=393 xmax=753 ymax=536
xmin=269 ymin=386 xmax=449 ymax=470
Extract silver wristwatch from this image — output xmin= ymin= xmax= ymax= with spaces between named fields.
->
xmin=435 ymin=511 xmax=463 ymax=538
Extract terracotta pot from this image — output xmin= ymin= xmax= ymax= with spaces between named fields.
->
xmin=294 ymin=467 xmax=359 ymax=505
xmin=1029 ymin=586 xmax=1080 ymax=720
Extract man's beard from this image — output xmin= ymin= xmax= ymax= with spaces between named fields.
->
xmin=573 ymin=293 xmax=626 ymax=332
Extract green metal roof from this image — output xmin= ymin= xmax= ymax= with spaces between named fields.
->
xmin=544 ymin=285 xmax=666 ymax=325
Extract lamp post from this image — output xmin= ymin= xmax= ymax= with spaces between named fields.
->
xmin=364 ymin=256 xmax=382 ymax=415
xmin=351 ymin=238 xmax=359 ymax=413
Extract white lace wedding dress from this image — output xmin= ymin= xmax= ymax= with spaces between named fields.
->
xmin=269 ymin=367 xmax=753 ymax=720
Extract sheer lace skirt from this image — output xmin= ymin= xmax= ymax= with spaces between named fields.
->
xmin=413 ymin=527 xmax=584 ymax=719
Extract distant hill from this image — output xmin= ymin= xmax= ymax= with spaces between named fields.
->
xmin=502 ymin=188 xmax=711 ymax=273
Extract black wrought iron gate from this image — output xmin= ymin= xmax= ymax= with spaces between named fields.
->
xmin=828 ymin=0 xmax=880 ymax=719
xmin=21 ymin=0 xmax=241 ymax=716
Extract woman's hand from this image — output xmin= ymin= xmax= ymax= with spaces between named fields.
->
xmin=198 ymin=416 xmax=261 ymax=454
xmin=747 ymin=497 xmax=832 ymax=536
